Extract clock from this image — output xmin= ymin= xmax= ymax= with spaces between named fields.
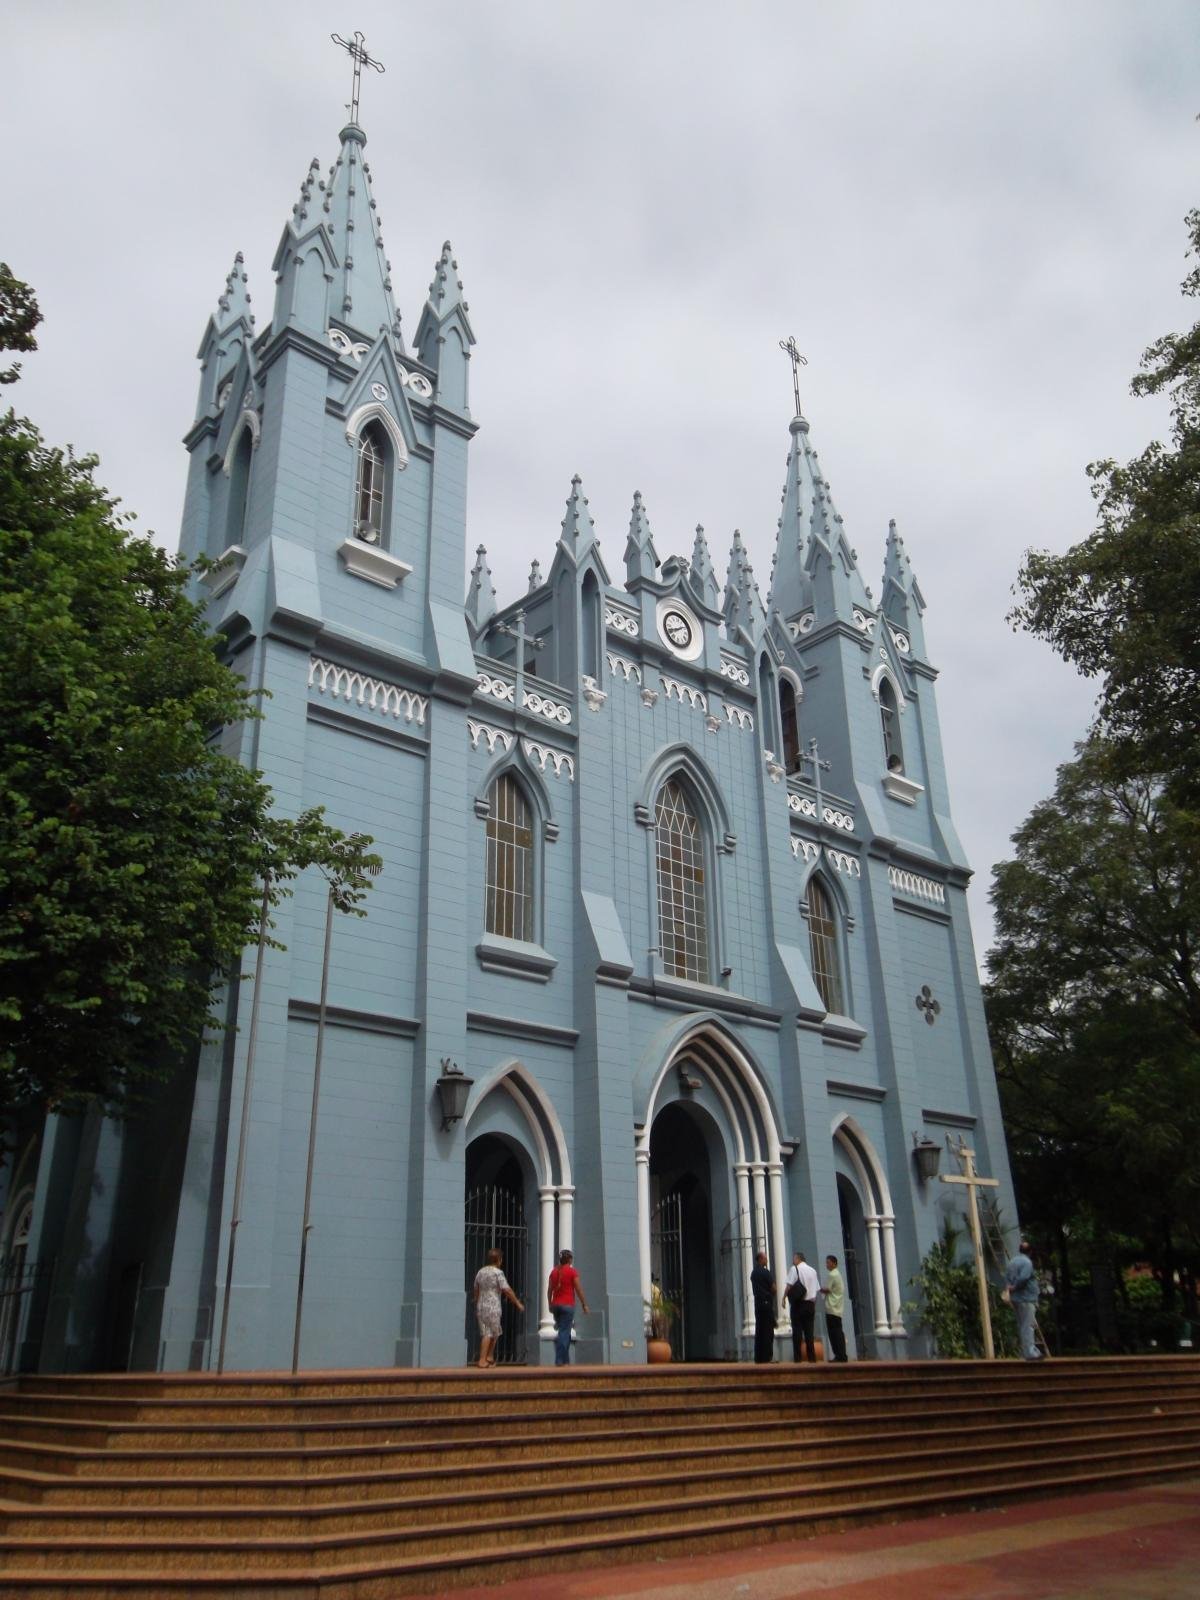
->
xmin=662 ymin=610 xmax=693 ymax=650
xmin=655 ymin=597 xmax=703 ymax=661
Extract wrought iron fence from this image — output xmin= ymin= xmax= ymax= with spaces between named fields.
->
xmin=0 ymin=1254 xmax=53 ymax=1376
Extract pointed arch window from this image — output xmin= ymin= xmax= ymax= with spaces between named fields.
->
xmin=780 ymin=678 xmax=801 ymax=774
xmin=655 ymin=780 xmax=710 ymax=982
xmin=879 ymin=677 xmax=903 ymax=773
xmin=486 ymin=774 xmax=535 ymax=942
xmin=355 ymin=423 xmax=388 ymax=546
xmin=224 ymin=428 xmax=253 ymax=552
xmin=806 ymin=876 xmax=843 ymax=1015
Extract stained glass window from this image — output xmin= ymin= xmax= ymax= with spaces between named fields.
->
xmin=655 ymin=780 xmax=709 ymax=982
xmin=486 ymin=775 xmax=534 ymax=941
xmin=807 ymin=877 xmax=843 ymax=1014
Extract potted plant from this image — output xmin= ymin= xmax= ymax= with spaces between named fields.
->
xmin=646 ymin=1282 xmax=677 ymax=1364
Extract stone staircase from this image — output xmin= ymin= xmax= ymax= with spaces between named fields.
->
xmin=0 ymin=1358 xmax=1197 ymax=1597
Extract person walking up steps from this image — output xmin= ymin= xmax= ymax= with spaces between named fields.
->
xmin=547 ymin=1249 xmax=589 ymax=1366
xmin=472 ymin=1248 xmax=524 ymax=1369
xmin=1004 ymin=1238 xmax=1043 ymax=1361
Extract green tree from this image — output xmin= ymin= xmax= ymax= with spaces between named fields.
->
xmin=0 ymin=277 xmax=379 ymax=1118
xmin=987 ymin=744 xmax=1200 ymax=1323
xmin=1010 ymin=208 xmax=1200 ymax=802
xmin=0 ymin=264 xmax=41 ymax=387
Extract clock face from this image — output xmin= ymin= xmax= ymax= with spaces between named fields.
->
xmin=662 ymin=610 xmax=693 ymax=650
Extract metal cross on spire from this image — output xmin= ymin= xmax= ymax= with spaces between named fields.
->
xmin=800 ymin=736 xmax=831 ymax=827
xmin=331 ymin=31 xmax=386 ymax=126
xmin=778 ymin=336 xmax=808 ymax=418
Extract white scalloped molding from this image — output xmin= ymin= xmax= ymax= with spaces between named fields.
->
xmin=606 ymin=654 xmax=642 ymax=683
xmin=221 ymin=410 xmax=260 ymax=476
xmin=308 ymin=657 xmax=427 ymax=724
xmin=724 ymin=704 xmax=754 ymax=731
xmin=791 ymin=839 xmax=861 ymax=877
xmin=888 ymin=866 xmax=945 ymax=905
xmin=605 ymin=606 xmax=639 ymax=637
xmin=344 ymin=401 xmax=410 ymax=469
xmin=660 ymin=676 xmax=707 ymax=711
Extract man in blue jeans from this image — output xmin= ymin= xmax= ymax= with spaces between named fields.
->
xmin=547 ymin=1249 xmax=589 ymax=1366
xmin=1004 ymin=1238 xmax=1042 ymax=1360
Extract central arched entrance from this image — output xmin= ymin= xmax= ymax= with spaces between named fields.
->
xmin=648 ymin=1102 xmax=721 ymax=1360
xmin=464 ymin=1134 xmax=532 ymax=1366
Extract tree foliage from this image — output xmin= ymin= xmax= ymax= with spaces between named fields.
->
xmin=987 ymin=744 xmax=1200 ymax=1323
xmin=1010 ymin=208 xmax=1200 ymax=802
xmin=0 ymin=278 xmax=379 ymax=1118
xmin=0 ymin=263 xmax=41 ymax=386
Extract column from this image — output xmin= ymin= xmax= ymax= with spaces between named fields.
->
xmin=537 ymin=1187 xmax=556 ymax=1337
xmin=734 ymin=1162 xmax=753 ymax=1336
xmin=557 ymin=1184 xmax=575 ymax=1256
xmin=881 ymin=1215 xmax=905 ymax=1333
xmin=635 ymin=1149 xmax=651 ymax=1315
xmin=865 ymin=1216 xmax=890 ymax=1336
xmin=767 ymin=1160 xmax=788 ymax=1326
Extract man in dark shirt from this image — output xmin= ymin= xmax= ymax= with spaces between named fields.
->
xmin=750 ymin=1250 xmax=776 ymax=1364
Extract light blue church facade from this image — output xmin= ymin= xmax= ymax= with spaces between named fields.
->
xmin=0 ymin=112 xmax=1015 ymax=1373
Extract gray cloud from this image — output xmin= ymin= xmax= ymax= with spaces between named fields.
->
xmin=3 ymin=0 xmax=1196 ymax=963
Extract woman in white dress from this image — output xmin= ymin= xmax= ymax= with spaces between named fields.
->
xmin=472 ymin=1247 xmax=524 ymax=1368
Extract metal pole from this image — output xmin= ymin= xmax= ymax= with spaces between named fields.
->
xmin=964 ymin=1148 xmax=995 ymax=1360
xmin=216 ymin=873 xmax=272 ymax=1374
xmin=292 ymin=884 xmax=336 ymax=1374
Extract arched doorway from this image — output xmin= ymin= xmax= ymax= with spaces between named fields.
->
xmin=832 ymin=1116 xmax=906 ymax=1346
xmin=648 ymin=1102 xmax=722 ymax=1361
xmin=0 ymin=1195 xmax=33 ymax=1376
xmin=464 ymin=1135 xmax=531 ymax=1366
xmin=837 ymin=1174 xmax=871 ymax=1360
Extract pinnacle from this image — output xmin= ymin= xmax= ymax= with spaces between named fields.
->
xmin=428 ymin=240 xmax=468 ymax=316
xmin=466 ymin=544 xmax=497 ymax=629
xmin=216 ymin=251 xmax=254 ymax=329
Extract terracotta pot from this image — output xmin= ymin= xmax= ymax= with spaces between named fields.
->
xmin=646 ymin=1337 xmax=673 ymax=1364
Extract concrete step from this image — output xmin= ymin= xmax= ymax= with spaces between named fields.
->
xmin=2 ymin=1439 xmax=1199 ymax=1581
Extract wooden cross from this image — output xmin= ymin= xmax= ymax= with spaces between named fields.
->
xmin=331 ymin=31 xmax=386 ymax=126
xmin=940 ymin=1139 xmax=1000 ymax=1359
xmin=778 ymin=336 xmax=808 ymax=418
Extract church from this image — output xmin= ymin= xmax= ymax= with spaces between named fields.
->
xmin=0 ymin=93 xmax=1015 ymax=1374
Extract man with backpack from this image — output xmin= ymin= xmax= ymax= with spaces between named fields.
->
xmin=785 ymin=1250 xmax=822 ymax=1362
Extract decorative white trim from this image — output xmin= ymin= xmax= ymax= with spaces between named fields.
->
xmin=344 ymin=402 xmax=410 ymax=470
xmin=522 ymin=739 xmax=575 ymax=781
xmin=606 ymin=653 xmax=642 ymax=684
xmin=200 ymin=545 xmax=247 ymax=599
xmin=823 ymin=806 xmax=855 ymax=832
xmin=788 ymin=793 xmax=817 ymax=819
xmin=336 ymin=539 xmax=413 ymax=589
xmin=580 ymin=675 xmax=607 ymax=713
xmin=883 ymin=771 xmax=925 ymax=806
xmin=221 ymin=409 xmax=260 ymax=476
xmin=787 ymin=611 xmax=815 ymax=641
xmin=791 ymin=839 xmax=861 ymax=877
xmin=724 ymin=704 xmax=754 ymax=731
xmin=371 ymin=382 xmax=389 ymax=402
xmin=467 ymin=718 xmax=513 ymax=755
xmin=889 ymin=627 xmax=911 ymax=654
xmin=327 ymin=327 xmax=371 ymax=363
xmin=660 ymin=676 xmax=707 ymax=712
xmin=524 ymin=689 xmax=572 ymax=726
xmin=309 ymin=657 xmax=427 ymax=725
xmin=704 ymin=712 xmax=721 ymax=734
xmin=640 ymin=685 xmax=659 ymax=708
xmin=869 ymin=660 xmax=907 ymax=711
xmin=888 ymin=866 xmax=946 ymax=906
xmin=216 ymin=379 xmax=233 ymax=411
xmin=720 ymin=656 xmax=751 ymax=688
xmin=605 ymin=606 xmax=639 ymax=638
xmin=764 ymin=753 xmax=785 ymax=783
xmin=476 ymin=671 xmax=516 ymax=704
xmin=852 ymin=608 xmax=877 ymax=637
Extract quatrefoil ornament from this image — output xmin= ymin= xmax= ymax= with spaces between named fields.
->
xmin=915 ymin=985 xmax=941 ymax=1026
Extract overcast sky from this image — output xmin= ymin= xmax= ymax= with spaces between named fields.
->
xmin=3 ymin=1 xmax=1197 ymax=965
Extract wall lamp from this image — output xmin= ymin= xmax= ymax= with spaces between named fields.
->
xmin=912 ymin=1131 xmax=942 ymax=1183
xmin=436 ymin=1058 xmax=474 ymax=1130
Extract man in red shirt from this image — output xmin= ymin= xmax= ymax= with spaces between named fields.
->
xmin=547 ymin=1248 xmax=589 ymax=1366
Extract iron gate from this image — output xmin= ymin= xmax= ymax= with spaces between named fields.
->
xmin=650 ymin=1192 xmax=685 ymax=1361
xmin=0 ymin=1255 xmax=53 ymax=1376
xmin=718 ymin=1207 xmax=766 ymax=1361
xmin=464 ymin=1184 xmax=529 ymax=1365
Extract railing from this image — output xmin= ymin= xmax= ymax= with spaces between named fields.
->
xmin=0 ymin=1255 xmax=54 ymax=1376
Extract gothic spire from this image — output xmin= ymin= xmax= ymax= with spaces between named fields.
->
xmin=558 ymin=474 xmax=599 ymax=564
xmin=689 ymin=523 xmax=720 ymax=609
xmin=216 ymin=252 xmax=255 ymax=334
xmin=415 ymin=241 xmax=476 ymax=410
xmin=319 ymin=123 xmax=403 ymax=344
xmin=624 ymin=490 xmax=659 ymax=585
xmin=881 ymin=518 xmax=927 ymax=658
xmin=724 ymin=529 xmax=766 ymax=643
xmin=767 ymin=411 xmax=871 ymax=629
xmin=195 ymin=252 xmax=256 ymax=417
xmin=465 ymin=544 xmax=497 ymax=635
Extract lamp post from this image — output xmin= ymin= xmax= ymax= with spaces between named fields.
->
xmin=291 ymin=840 xmax=380 ymax=1374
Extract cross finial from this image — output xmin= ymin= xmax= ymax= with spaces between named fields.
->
xmin=778 ymin=336 xmax=808 ymax=418
xmin=800 ymin=736 xmax=831 ymax=823
xmin=331 ymin=31 xmax=386 ymax=126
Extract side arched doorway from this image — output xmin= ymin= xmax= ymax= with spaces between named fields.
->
xmin=648 ymin=1102 xmax=722 ymax=1361
xmin=464 ymin=1135 xmax=532 ymax=1366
